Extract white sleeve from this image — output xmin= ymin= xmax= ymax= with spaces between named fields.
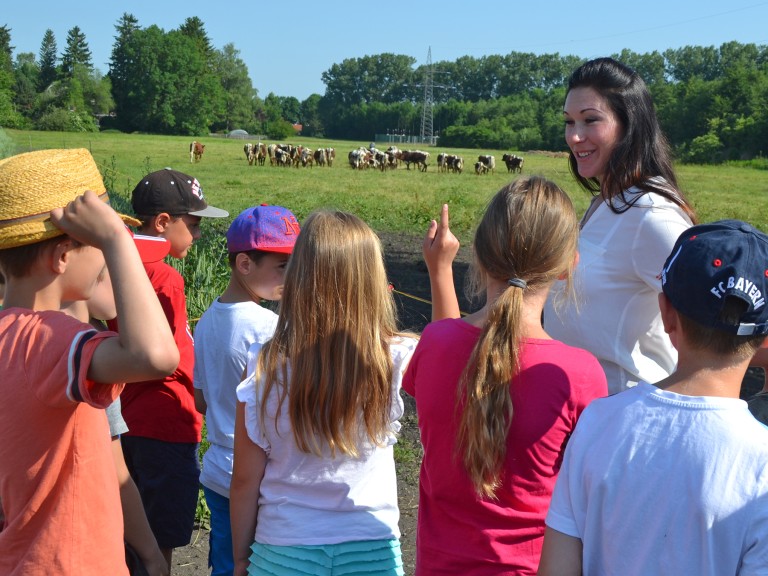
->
xmin=632 ymin=203 xmax=691 ymax=292
xmin=235 ymin=354 xmax=271 ymax=453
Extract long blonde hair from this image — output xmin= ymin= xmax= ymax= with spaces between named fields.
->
xmin=457 ymin=176 xmax=579 ymax=498
xmin=257 ymin=210 xmax=398 ymax=457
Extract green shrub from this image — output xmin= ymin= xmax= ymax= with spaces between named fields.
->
xmin=36 ymin=108 xmax=99 ymax=133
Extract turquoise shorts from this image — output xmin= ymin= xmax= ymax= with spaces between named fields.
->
xmin=247 ymin=539 xmax=404 ymax=576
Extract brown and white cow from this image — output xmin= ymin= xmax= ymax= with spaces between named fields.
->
xmin=400 ymin=150 xmax=430 ymax=172
xmin=502 ymin=153 xmax=524 ymax=173
xmin=255 ymin=143 xmax=267 ymax=166
xmin=475 ymin=161 xmax=489 ymax=175
xmin=190 ymin=141 xmax=205 ymax=163
xmin=325 ymin=148 xmax=336 ymax=167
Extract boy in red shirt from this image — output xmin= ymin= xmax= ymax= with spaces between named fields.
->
xmin=117 ymin=168 xmax=228 ymax=568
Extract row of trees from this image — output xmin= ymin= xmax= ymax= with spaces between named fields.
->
xmin=1 ymin=16 xmax=767 ymax=162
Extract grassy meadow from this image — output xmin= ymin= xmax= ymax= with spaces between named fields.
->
xmin=6 ymin=128 xmax=768 ymax=320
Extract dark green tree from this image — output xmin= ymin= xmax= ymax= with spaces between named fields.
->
xmin=13 ymin=52 xmax=39 ymax=119
xmin=0 ymin=25 xmax=24 ymax=128
xmin=300 ymin=93 xmax=324 ymax=137
xmin=179 ymin=17 xmax=213 ymax=58
xmin=322 ymin=54 xmax=416 ymax=106
xmin=108 ymin=13 xmax=140 ymax=126
xmin=60 ymin=26 xmax=93 ymax=78
xmin=38 ymin=29 xmax=58 ymax=90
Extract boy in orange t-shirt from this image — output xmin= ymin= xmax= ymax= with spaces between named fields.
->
xmin=0 ymin=149 xmax=179 ymax=575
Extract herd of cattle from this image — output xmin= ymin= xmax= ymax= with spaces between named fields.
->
xmin=188 ymin=140 xmax=524 ymax=175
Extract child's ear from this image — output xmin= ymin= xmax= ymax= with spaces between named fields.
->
xmin=152 ymin=213 xmax=172 ymax=234
xmin=235 ymin=252 xmax=253 ymax=275
xmin=50 ymin=238 xmax=75 ymax=274
xmin=658 ymin=292 xmax=680 ymax=349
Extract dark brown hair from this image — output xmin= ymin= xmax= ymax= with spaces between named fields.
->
xmin=566 ymin=57 xmax=697 ymax=223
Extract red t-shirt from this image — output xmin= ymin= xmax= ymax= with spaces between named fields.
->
xmin=402 ymin=318 xmax=607 ymax=575
xmin=0 ymin=309 xmax=126 ymax=575
xmin=114 ymin=260 xmax=201 ymax=442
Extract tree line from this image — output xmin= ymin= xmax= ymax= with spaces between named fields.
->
xmin=1 ymin=15 xmax=766 ymax=163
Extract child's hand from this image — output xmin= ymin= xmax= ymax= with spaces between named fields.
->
xmin=49 ymin=190 xmax=125 ymax=250
xmin=423 ymin=203 xmax=460 ymax=273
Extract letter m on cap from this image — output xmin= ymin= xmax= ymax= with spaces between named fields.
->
xmin=281 ymin=216 xmax=300 ymax=235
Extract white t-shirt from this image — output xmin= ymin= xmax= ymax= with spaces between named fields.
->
xmin=546 ymin=382 xmax=768 ymax=576
xmin=544 ymin=188 xmax=692 ymax=394
xmin=193 ymin=299 xmax=278 ymax=498
xmin=235 ymin=336 xmax=417 ymax=546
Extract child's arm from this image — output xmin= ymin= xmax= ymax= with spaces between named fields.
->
xmin=111 ymin=438 xmax=169 ymax=576
xmin=231 ymin=401 xmax=267 ymax=576
xmin=194 ymin=388 xmax=207 ymax=415
xmin=423 ymin=204 xmax=461 ymax=321
xmin=537 ymin=527 xmax=583 ymax=576
xmin=50 ymin=191 xmax=179 ymax=383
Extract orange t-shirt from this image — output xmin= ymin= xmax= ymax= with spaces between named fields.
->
xmin=0 ymin=309 xmax=127 ymax=575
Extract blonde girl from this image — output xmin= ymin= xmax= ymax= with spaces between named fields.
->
xmin=403 ymin=176 xmax=607 ymax=575
xmin=231 ymin=210 xmax=417 ymax=576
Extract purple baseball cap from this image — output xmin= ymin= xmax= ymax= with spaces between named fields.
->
xmin=226 ymin=205 xmax=300 ymax=254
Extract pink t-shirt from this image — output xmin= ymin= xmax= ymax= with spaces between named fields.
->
xmin=402 ymin=318 xmax=607 ymax=575
xmin=0 ymin=309 xmax=126 ymax=575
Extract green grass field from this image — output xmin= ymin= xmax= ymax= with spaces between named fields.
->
xmin=8 ymin=129 xmax=767 ymax=242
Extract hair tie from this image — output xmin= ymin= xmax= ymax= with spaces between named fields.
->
xmin=507 ymin=278 xmax=527 ymax=290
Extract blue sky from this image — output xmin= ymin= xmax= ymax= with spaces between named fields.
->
xmin=4 ymin=1 xmax=768 ymax=100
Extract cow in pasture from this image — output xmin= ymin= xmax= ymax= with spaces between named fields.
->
xmin=314 ymin=148 xmax=327 ymax=167
xmin=478 ymin=154 xmax=495 ymax=173
xmin=502 ymin=153 xmax=524 ymax=173
xmin=371 ymin=148 xmax=389 ymax=171
xmin=437 ymin=152 xmax=447 ymax=172
xmin=190 ymin=141 xmax=205 ymax=163
xmin=275 ymin=147 xmax=292 ymax=167
xmin=255 ymin=143 xmax=267 ymax=166
xmin=400 ymin=150 xmax=430 ymax=172
xmin=301 ymin=148 xmax=314 ymax=167
xmin=325 ymin=148 xmax=336 ymax=167
xmin=446 ymin=155 xmax=463 ymax=174
xmin=267 ymin=144 xmax=278 ymax=166
xmin=244 ymin=143 xmax=254 ymax=164
xmin=475 ymin=161 xmax=489 ymax=175
xmin=386 ymin=146 xmax=401 ymax=168
xmin=348 ymin=147 xmax=370 ymax=169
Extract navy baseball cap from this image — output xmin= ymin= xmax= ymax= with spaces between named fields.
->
xmin=226 ymin=205 xmax=300 ymax=254
xmin=132 ymin=168 xmax=228 ymax=218
xmin=661 ymin=220 xmax=768 ymax=336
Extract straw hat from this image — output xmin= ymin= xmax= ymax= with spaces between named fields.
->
xmin=0 ymin=148 xmax=140 ymax=249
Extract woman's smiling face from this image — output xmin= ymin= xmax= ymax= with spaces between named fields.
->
xmin=563 ymin=86 xmax=623 ymax=181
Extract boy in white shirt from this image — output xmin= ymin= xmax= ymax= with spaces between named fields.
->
xmin=193 ymin=205 xmax=299 ymax=576
xmin=539 ymin=220 xmax=768 ymax=576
